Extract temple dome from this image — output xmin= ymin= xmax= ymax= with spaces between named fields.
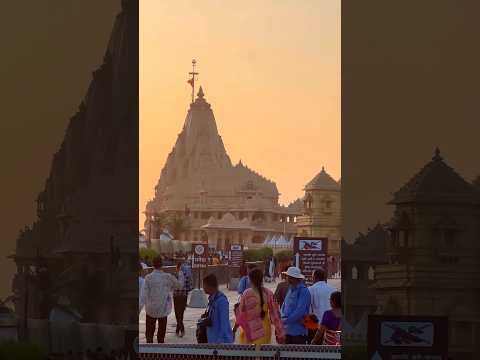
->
xmin=305 ymin=167 xmax=340 ymax=191
xmin=221 ymin=212 xmax=236 ymax=223
xmin=390 ymin=148 xmax=477 ymax=205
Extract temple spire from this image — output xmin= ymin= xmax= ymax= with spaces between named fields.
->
xmin=433 ymin=147 xmax=442 ymax=161
xmin=197 ymin=86 xmax=204 ymax=99
xmin=187 ymin=59 xmax=199 ymax=104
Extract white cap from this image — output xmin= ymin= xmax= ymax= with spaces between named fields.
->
xmin=282 ymin=266 xmax=305 ymax=279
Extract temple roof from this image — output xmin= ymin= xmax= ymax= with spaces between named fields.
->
xmin=305 ymin=167 xmax=340 ymax=191
xmin=150 ymin=85 xmax=280 ymax=212
xmin=342 ymin=223 xmax=389 ymax=263
xmin=389 ymin=148 xmax=477 ymax=205
xmin=202 ymin=213 xmax=253 ymax=230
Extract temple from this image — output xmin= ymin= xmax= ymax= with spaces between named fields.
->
xmin=144 ymin=87 xmax=303 ymax=250
xmin=297 ymin=167 xmax=341 ymax=259
xmin=11 ymin=0 xmax=137 ymax=328
xmin=342 ymin=149 xmax=480 ymax=357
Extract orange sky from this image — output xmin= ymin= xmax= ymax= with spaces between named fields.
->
xmin=140 ymin=0 xmax=340 ymax=230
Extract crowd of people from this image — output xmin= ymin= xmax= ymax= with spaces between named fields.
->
xmin=139 ymin=254 xmax=341 ymax=346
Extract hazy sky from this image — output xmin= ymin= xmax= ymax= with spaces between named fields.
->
xmin=140 ymin=0 xmax=340 ymax=229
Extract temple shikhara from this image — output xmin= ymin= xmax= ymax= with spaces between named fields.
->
xmin=144 ymin=65 xmax=341 ymax=257
xmin=11 ymin=0 xmax=138 ymax=337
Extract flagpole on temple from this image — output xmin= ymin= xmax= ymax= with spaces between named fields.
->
xmin=188 ymin=59 xmax=198 ymax=104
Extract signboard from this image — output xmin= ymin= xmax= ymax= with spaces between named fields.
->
xmin=367 ymin=315 xmax=448 ymax=359
xmin=192 ymin=242 xmax=208 ymax=269
xmin=293 ymin=236 xmax=328 ymax=285
xmin=230 ymin=244 xmax=244 ymax=267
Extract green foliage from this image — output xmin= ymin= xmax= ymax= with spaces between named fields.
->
xmin=140 ymin=247 xmax=159 ymax=262
xmin=244 ymin=247 xmax=273 ymax=262
xmin=275 ymin=249 xmax=293 ymax=262
xmin=0 ymin=341 xmax=46 ymax=360
xmin=168 ymin=215 xmax=190 ymax=240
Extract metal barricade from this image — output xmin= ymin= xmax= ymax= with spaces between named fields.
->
xmin=139 ymin=343 xmax=341 ymax=360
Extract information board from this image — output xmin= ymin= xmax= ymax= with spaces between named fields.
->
xmin=230 ymin=244 xmax=244 ymax=267
xmin=192 ymin=242 xmax=208 ymax=269
xmin=367 ymin=315 xmax=448 ymax=359
xmin=293 ymin=236 xmax=328 ymax=285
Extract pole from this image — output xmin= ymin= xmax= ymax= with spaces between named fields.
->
xmin=189 ymin=59 xmax=198 ymax=104
xmin=198 ymin=267 xmax=201 ymax=290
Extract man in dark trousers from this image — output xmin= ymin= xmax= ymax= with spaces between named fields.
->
xmin=140 ymin=256 xmax=182 ymax=343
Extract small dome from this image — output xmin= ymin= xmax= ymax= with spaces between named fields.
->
xmin=221 ymin=212 xmax=236 ymax=223
xmin=305 ymin=167 xmax=340 ymax=191
xmin=207 ymin=216 xmax=216 ymax=225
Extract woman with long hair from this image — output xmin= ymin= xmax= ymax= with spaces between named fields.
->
xmin=235 ymin=269 xmax=285 ymax=344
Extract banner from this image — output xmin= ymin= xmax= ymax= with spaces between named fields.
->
xmin=293 ymin=237 xmax=328 ymax=285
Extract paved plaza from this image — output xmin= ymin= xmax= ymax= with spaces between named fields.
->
xmin=139 ymin=278 xmax=341 ymax=344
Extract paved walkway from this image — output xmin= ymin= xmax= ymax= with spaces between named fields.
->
xmin=139 ymin=278 xmax=341 ymax=344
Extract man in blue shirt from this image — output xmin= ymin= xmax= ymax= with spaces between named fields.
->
xmin=280 ymin=267 xmax=311 ymax=344
xmin=237 ymin=264 xmax=256 ymax=295
xmin=203 ymin=274 xmax=234 ymax=344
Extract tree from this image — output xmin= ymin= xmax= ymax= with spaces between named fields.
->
xmin=146 ymin=211 xmax=167 ymax=242
xmin=168 ymin=214 xmax=190 ymax=240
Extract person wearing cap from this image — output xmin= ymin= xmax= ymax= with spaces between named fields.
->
xmin=280 ymin=267 xmax=311 ymax=344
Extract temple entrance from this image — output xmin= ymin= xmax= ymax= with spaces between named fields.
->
xmin=251 ymin=235 xmax=265 ymax=244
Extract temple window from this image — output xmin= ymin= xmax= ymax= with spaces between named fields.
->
xmin=391 ymin=230 xmax=398 ymax=248
xmin=304 ymin=194 xmax=313 ymax=212
xmin=368 ymin=266 xmax=375 ymax=280
xmin=352 ymin=266 xmax=358 ymax=280
xmin=252 ymin=235 xmax=264 ymax=244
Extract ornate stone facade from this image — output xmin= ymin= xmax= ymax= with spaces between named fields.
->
xmin=145 ymin=88 xmax=301 ymax=250
xmin=296 ymin=167 xmax=341 ymax=258
xmin=11 ymin=1 xmax=138 ymax=327
xmin=374 ymin=149 xmax=480 ymax=358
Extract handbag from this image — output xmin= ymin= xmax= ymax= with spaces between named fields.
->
xmin=196 ymin=293 xmax=218 ymax=343
xmin=196 ymin=310 xmax=211 ymax=343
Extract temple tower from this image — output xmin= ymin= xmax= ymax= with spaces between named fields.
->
xmin=374 ymin=149 xmax=480 ymax=357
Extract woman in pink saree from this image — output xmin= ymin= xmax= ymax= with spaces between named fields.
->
xmin=235 ymin=269 xmax=285 ymax=345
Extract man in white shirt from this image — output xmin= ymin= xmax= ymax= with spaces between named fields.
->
xmin=307 ymin=268 xmax=336 ymax=342
xmin=140 ymin=256 xmax=182 ymax=343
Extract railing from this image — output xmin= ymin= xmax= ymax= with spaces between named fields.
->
xmin=138 ymin=344 xmax=341 ymax=360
